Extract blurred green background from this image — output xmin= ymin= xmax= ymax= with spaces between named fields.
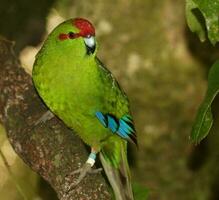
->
xmin=0 ymin=0 xmax=219 ymax=199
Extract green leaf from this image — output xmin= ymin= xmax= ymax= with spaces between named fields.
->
xmin=186 ymin=0 xmax=219 ymax=45
xmin=186 ymin=0 xmax=206 ymax=42
xmin=133 ymin=182 xmax=149 ymax=200
xmin=191 ymin=60 xmax=219 ymax=143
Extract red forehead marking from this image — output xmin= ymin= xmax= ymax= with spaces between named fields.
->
xmin=58 ymin=18 xmax=95 ymax=41
xmin=73 ymin=18 xmax=95 ymax=37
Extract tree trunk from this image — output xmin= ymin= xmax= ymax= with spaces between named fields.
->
xmin=0 ymin=37 xmax=111 ymax=200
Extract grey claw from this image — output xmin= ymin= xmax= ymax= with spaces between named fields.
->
xmin=34 ymin=110 xmax=55 ymax=126
xmin=64 ymin=164 xmax=102 ymax=191
xmin=88 ymin=168 xmax=102 ymax=174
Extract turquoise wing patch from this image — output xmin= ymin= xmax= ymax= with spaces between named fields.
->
xmin=95 ymin=111 xmax=107 ymax=127
xmin=107 ymin=115 xmax=119 ymax=133
xmin=95 ymin=112 xmax=137 ymax=145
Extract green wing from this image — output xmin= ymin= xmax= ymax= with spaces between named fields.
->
xmin=96 ymin=57 xmax=129 ymax=116
xmin=95 ymin=57 xmax=137 ymax=145
xmin=96 ymin=57 xmax=135 ymax=200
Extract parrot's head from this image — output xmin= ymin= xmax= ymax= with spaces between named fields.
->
xmin=47 ymin=18 xmax=97 ymax=57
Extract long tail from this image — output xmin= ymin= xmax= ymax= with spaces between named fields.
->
xmin=99 ymin=138 xmax=134 ymax=200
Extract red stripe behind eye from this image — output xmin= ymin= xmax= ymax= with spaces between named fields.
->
xmin=58 ymin=33 xmax=81 ymax=41
xmin=58 ymin=33 xmax=69 ymax=40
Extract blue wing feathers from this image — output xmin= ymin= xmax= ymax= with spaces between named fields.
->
xmin=117 ymin=126 xmax=128 ymax=138
xmin=96 ymin=112 xmax=137 ymax=145
xmin=118 ymin=116 xmax=137 ymax=145
xmin=107 ymin=115 xmax=119 ymax=133
xmin=95 ymin=111 xmax=107 ymax=127
xmin=119 ymin=119 xmax=134 ymax=133
xmin=122 ymin=115 xmax=132 ymax=122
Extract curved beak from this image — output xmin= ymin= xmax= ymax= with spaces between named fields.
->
xmin=84 ymin=36 xmax=96 ymax=55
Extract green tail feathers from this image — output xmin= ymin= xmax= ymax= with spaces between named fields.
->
xmin=100 ymin=138 xmax=134 ymax=200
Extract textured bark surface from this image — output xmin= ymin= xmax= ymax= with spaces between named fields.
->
xmin=0 ymin=38 xmax=111 ymax=200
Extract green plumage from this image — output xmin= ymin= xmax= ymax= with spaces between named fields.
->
xmin=32 ymin=18 xmax=136 ymax=200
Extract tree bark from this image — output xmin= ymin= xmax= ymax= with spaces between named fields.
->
xmin=0 ymin=37 xmax=111 ymax=200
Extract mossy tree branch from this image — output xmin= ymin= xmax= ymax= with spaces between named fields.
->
xmin=0 ymin=38 xmax=111 ymax=200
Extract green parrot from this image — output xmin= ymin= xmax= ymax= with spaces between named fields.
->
xmin=32 ymin=18 xmax=137 ymax=200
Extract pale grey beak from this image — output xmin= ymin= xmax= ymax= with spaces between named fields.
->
xmin=84 ymin=36 xmax=95 ymax=49
xmin=84 ymin=36 xmax=96 ymax=54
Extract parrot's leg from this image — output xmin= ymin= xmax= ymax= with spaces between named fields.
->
xmin=34 ymin=110 xmax=55 ymax=126
xmin=65 ymin=148 xmax=102 ymax=190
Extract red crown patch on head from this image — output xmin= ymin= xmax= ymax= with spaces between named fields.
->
xmin=73 ymin=18 xmax=95 ymax=37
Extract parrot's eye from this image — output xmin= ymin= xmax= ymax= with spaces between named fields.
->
xmin=68 ymin=32 xmax=75 ymax=39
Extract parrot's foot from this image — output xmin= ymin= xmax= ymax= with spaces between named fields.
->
xmin=34 ymin=110 xmax=55 ymax=126
xmin=71 ymin=165 xmax=102 ymax=175
xmin=65 ymin=163 xmax=102 ymax=190
xmin=64 ymin=150 xmax=101 ymax=192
